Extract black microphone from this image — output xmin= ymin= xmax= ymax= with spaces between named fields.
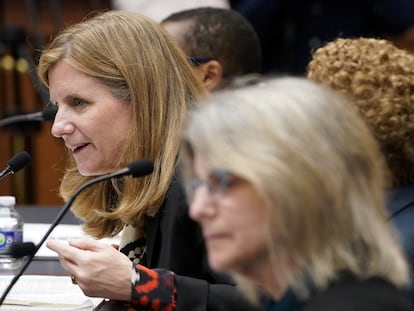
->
xmin=0 ymin=151 xmax=32 ymax=180
xmin=0 ymin=242 xmax=36 ymax=258
xmin=0 ymin=103 xmax=57 ymax=128
xmin=0 ymin=158 xmax=154 ymax=305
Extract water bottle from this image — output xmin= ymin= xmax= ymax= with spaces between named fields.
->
xmin=0 ymin=196 xmax=24 ymax=271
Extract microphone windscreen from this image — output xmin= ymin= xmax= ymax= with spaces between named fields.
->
xmin=42 ymin=103 xmax=57 ymax=121
xmin=8 ymin=242 xmax=36 ymax=258
xmin=127 ymin=159 xmax=154 ymax=178
xmin=7 ymin=151 xmax=32 ymax=172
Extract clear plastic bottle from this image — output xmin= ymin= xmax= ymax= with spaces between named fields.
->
xmin=0 ymin=196 xmax=23 ymax=271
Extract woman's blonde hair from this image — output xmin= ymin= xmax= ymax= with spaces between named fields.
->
xmin=180 ymin=77 xmax=409 ymax=300
xmin=38 ymin=10 xmax=205 ymax=238
xmin=308 ymin=38 xmax=414 ymax=187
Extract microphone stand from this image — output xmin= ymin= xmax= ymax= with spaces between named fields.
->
xmin=0 ymin=159 xmax=153 ymax=305
xmin=0 ymin=178 xmax=97 ymax=305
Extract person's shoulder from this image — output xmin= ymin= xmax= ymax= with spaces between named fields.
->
xmin=387 ymin=184 xmax=414 ymax=217
xmin=162 ymin=176 xmax=195 ymax=224
xmin=386 ymin=184 xmax=414 ymax=263
xmin=301 ymin=277 xmax=412 ymax=311
xmin=166 ymin=175 xmax=188 ymax=210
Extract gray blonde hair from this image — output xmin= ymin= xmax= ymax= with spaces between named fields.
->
xmin=38 ymin=10 xmax=205 ymax=238
xmin=180 ymin=77 xmax=409 ymax=300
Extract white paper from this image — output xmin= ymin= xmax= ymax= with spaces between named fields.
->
xmin=0 ymin=275 xmax=102 ymax=310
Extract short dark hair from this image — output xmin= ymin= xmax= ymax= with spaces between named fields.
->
xmin=162 ymin=7 xmax=262 ymax=77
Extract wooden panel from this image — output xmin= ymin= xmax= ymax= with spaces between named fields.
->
xmin=0 ymin=132 xmax=13 ymax=196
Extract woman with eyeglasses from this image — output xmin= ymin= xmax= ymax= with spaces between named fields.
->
xmin=179 ymin=77 xmax=412 ymax=310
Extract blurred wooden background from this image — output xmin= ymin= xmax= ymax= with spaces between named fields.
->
xmin=0 ymin=0 xmax=111 ymax=205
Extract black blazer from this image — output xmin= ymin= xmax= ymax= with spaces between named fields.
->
xmin=266 ymin=277 xmax=412 ymax=311
xmin=145 ymin=177 xmax=258 ymax=311
xmin=302 ymin=277 xmax=412 ymax=311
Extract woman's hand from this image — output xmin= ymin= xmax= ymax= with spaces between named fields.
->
xmin=46 ymin=237 xmax=132 ymax=301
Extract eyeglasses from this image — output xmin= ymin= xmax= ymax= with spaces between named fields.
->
xmin=185 ymin=169 xmax=240 ymax=202
xmin=187 ymin=56 xmax=212 ymax=66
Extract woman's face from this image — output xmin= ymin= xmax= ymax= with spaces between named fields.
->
xmin=188 ymin=152 xmax=269 ymax=275
xmin=49 ymin=60 xmax=132 ymax=176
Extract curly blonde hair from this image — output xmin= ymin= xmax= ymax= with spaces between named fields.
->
xmin=307 ymin=38 xmax=414 ymax=187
